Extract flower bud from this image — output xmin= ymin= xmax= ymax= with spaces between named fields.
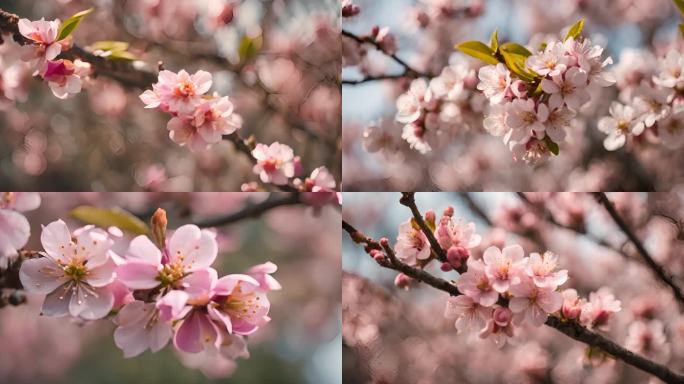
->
xmin=492 ymin=307 xmax=513 ymax=327
xmin=440 ymin=262 xmax=453 ymax=272
xmin=342 ymin=4 xmax=361 ymax=17
xmin=394 ymin=273 xmax=412 ymax=289
xmin=424 ymin=209 xmax=436 ymax=227
xmin=379 ymin=237 xmax=390 ymax=248
xmin=447 ymin=246 xmax=469 ymax=269
xmin=151 ymin=208 xmax=168 ymax=250
xmin=443 ymin=206 xmax=454 ymax=218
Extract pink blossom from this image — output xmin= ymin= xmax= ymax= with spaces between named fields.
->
xmin=166 ymin=116 xmax=210 ymax=151
xmin=564 ymin=37 xmax=615 ymax=87
xmin=396 ymin=79 xmax=430 ymax=124
xmin=192 ymin=96 xmax=242 ymax=143
xmin=0 ymin=192 xmax=40 ymax=268
xmin=251 ymin=142 xmax=296 ymax=185
xmin=372 ymin=27 xmax=396 ymax=55
xmin=140 ymin=69 xmax=212 ymax=114
xmin=479 ymin=306 xmax=515 ymax=346
xmin=116 ymin=225 xmax=218 ymax=290
xmin=114 ymin=300 xmax=173 ymax=358
xmin=625 ymin=320 xmax=670 ymax=362
xmin=543 ymin=98 xmax=575 ymax=143
xmin=456 ymin=258 xmax=499 ymax=307
xmin=246 ymin=262 xmax=282 ymax=292
xmin=444 ymin=295 xmax=491 ymax=333
xmin=526 ymin=41 xmax=569 ymax=77
xmin=508 ymin=277 xmax=562 ymax=327
xmin=658 ymin=106 xmax=684 ymax=149
xmin=560 ymin=288 xmax=584 ymax=320
xmin=477 ymin=64 xmax=511 ymax=104
xmin=580 ymin=288 xmax=621 ymax=330
xmin=394 ymin=220 xmax=431 ymax=265
xmin=653 ymin=50 xmax=684 ymax=89
xmin=524 ymin=251 xmax=568 ymax=289
xmin=541 ymin=67 xmax=590 ymax=110
xmin=504 ymin=99 xmax=549 ymax=144
xmin=17 ymin=18 xmax=62 ymax=64
xmin=597 ymin=102 xmax=644 ymax=151
xmin=482 ymin=245 xmax=525 ymax=293
xmin=434 ymin=210 xmax=482 ymax=253
xmin=19 ymin=220 xmax=116 ymax=319
xmin=40 ymin=59 xmax=82 ymax=99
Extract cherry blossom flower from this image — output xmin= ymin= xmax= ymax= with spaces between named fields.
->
xmin=504 ymin=99 xmax=549 ymax=144
xmin=40 ymin=59 xmax=82 ymax=99
xmin=192 ymin=96 xmax=242 ymax=143
xmin=251 ymin=142 xmax=296 ymax=185
xmin=246 ymin=262 xmax=282 ymax=292
xmin=17 ymin=18 xmax=62 ymax=64
xmin=543 ymin=98 xmax=575 ymax=143
xmin=526 ymin=41 xmax=569 ymax=77
xmin=396 ymin=79 xmax=430 ymax=124
xmin=114 ymin=300 xmax=173 ymax=358
xmin=658 ymin=107 xmax=684 ymax=149
xmin=456 ymin=258 xmax=499 ymax=307
xmin=19 ymin=220 xmax=117 ymax=320
xmin=401 ymin=124 xmax=433 ymax=154
xmin=580 ymin=288 xmax=621 ymax=330
xmin=444 ymin=295 xmax=491 ymax=333
xmin=394 ymin=219 xmax=431 ymax=265
xmin=482 ymin=245 xmax=525 ymax=293
xmin=564 ymin=37 xmax=615 ymax=86
xmin=166 ymin=116 xmax=211 ymax=151
xmin=631 ymin=84 xmax=671 ymax=128
xmin=479 ymin=306 xmax=515 ymax=346
xmin=116 ymin=225 xmax=218 ymax=291
xmin=625 ymin=320 xmax=670 ymax=362
xmin=541 ymin=67 xmax=590 ymax=110
xmin=477 ymin=63 xmax=511 ymax=104
xmin=560 ymin=288 xmax=584 ymax=320
xmin=483 ymin=104 xmax=509 ymax=137
xmin=597 ymin=102 xmax=645 ymax=151
xmin=524 ymin=251 xmax=568 ymax=289
xmin=508 ymin=277 xmax=563 ymax=327
xmin=140 ymin=69 xmax=212 ymax=114
xmin=299 ymin=167 xmax=340 ymax=207
xmin=0 ymin=192 xmax=40 ymax=269
xmin=434 ymin=209 xmax=481 ymax=257
xmin=652 ymin=50 xmax=684 ymax=89
xmin=372 ymin=27 xmax=396 ymax=55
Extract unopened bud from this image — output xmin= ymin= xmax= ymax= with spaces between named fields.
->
xmin=424 ymin=209 xmax=436 ymax=227
xmin=440 ymin=262 xmax=453 ymax=272
xmin=443 ymin=206 xmax=454 ymax=217
xmin=342 ymin=4 xmax=361 ymax=17
xmin=151 ymin=208 xmax=168 ymax=250
xmin=394 ymin=273 xmax=412 ymax=289
xmin=379 ymin=237 xmax=390 ymax=248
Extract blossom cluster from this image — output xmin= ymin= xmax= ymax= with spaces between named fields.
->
xmin=394 ymin=58 xmax=486 ymax=153
xmin=476 ymin=35 xmax=614 ymax=164
xmin=17 ymin=209 xmax=279 ymax=369
xmin=599 ymin=49 xmax=684 ymax=150
xmin=0 ymin=192 xmax=41 ymax=269
xmin=389 ymin=205 xmax=621 ymax=346
xmin=17 ymin=18 xmax=91 ymax=99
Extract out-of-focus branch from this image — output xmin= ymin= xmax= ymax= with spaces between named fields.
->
xmin=458 ymin=192 xmax=493 ymax=227
xmin=194 ymin=193 xmax=302 ymax=227
xmin=399 ymin=192 xmax=447 ymax=262
xmin=594 ymin=192 xmax=684 ymax=306
xmin=341 ymin=29 xmax=431 ymax=84
xmin=341 ymin=73 xmax=412 ymax=85
xmin=343 ymin=219 xmax=684 ymax=384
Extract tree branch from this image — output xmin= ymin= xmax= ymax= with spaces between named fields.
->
xmin=399 ymin=192 xmax=447 ymax=262
xmin=341 ymin=29 xmax=431 ymax=85
xmin=193 ymin=193 xmax=302 ymax=227
xmin=343 ymin=219 xmax=684 ymax=384
xmin=594 ymin=192 xmax=684 ymax=306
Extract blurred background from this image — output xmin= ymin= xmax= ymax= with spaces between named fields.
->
xmin=0 ymin=192 xmax=341 ymax=384
xmin=342 ymin=192 xmax=684 ymax=383
xmin=342 ymin=0 xmax=684 ymax=191
xmin=0 ymin=0 xmax=340 ymax=191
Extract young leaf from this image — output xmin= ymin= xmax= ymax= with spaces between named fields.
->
xmin=57 ymin=8 xmax=94 ymax=41
xmin=544 ymin=137 xmax=560 ymax=156
xmin=239 ymin=34 xmax=263 ymax=63
xmin=455 ymin=40 xmax=499 ymax=65
xmin=499 ymin=43 xmax=537 ymax=82
xmin=70 ymin=206 xmax=149 ymax=235
xmin=89 ymin=41 xmax=129 ymax=52
xmin=106 ymin=51 xmax=137 ymax=61
xmin=564 ymin=18 xmax=585 ymax=41
xmin=490 ymin=29 xmax=499 ymax=52
xmin=674 ymin=0 xmax=684 ymax=14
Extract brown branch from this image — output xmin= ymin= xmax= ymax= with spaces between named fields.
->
xmin=399 ymin=192 xmax=447 ymax=262
xmin=193 ymin=193 xmax=302 ymax=227
xmin=594 ymin=192 xmax=684 ymax=306
xmin=343 ymin=219 xmax=684 ymax=384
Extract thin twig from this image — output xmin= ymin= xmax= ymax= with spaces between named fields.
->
xmin=342 ymin=219 xmax=684 ymax=384
xmin=194 ymin=193 xmax=302 ymax=227
xmin=399 ymin=192 xmax=447 ymax=262
xmin=594 ymin=192 xmax=684 ymax=306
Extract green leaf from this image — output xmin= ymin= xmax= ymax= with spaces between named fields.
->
xmin=564 ymin=18 xmax=585 ymax=41
xmin=499 ymin=43 xmax=537 ymax=82
xmin=454 ymin=40 xmax=500 ymax=65
xmin=544 ymin=137 xmax=560 ymax=156
xmin=674 ymin=0 xmax=684 ymax=14
xmin=70 ymin=206 xmax=149 ymax=235
xmin=238 ymin=34 xmax=263 ymax=63
xmin=57 ymin=8 xmax=94 ymax=41
xmin=89 ymin=40 xmax=129 ymax=52
xmin=489 ymin=29 xmax=499 ymax=53
xmin=106 ymin=51 xmax=137 ymax=61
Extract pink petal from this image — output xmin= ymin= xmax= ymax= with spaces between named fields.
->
xmin=86 ymin=257 xmax=116 ymax=287
xmin=116 ymin=261 xmax=160 ymax=290
xmin=115 ymin=301 xmax=149 ymax=327
xmin=69 ymin=284 xmax=114 ymax=320
xmin=508 ymin=297 xmax=529 ymax=313
xmin=41 ymin=283 xmax=73 ymax=317
xmin=12 ymin=193 xmax=41 ymax=211
xmin=174 ymin=312 xmax=204 ymax=353
xmin=192 ymin=70 xmax=212 ymax=94
xmin=126 ymin=235 xmax=162 ymax=265
xmin=75 ymin=227 xmax=111 ymax=268
xmin=19 ymin=257 xmax=67 ymax=294
xmin=180 ymin=268 xmax=217 ymax=300
xmin=40 ymin=220 xmax=73 ymax=263
xmin=0 ymin=210 xmax=30 ymax=253
xmin=214 ymin=274 xmax=260 ymax=296
xmin=157 ymin=290 xmax=190 ymax=321
xmin=168 ymin=225 xmax=217 ymax=270
xmin=208 ymin=304 xmax=233 ymax=334
xmin=114 ymin=323 xmax=149 ymax=358
xmin=148 ymin=320 xmax=172 ymax=353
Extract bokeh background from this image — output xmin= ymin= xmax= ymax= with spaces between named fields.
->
xmin=342 ymin=192 xmax=684 ymax=383
xmin=0 ymin=0 xmax=340 ymax=191
xmin=0 ymin=192 xmax=341 ymax=384
xmin=342 ymin=0 xmax=684 ymax=191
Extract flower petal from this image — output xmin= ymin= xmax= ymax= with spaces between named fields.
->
xmin=116 ymin=261 xmax=161 ymax=290
xmin=126 ymin=235 xmax=162 ymax=265
xmin=19 ymin=257 xmax=67 ymax=294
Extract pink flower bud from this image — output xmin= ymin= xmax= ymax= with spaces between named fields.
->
xmin=293 ymin=156 xmax=304 ymax=177
xmin=492 ymin=307 xmax=513 ymax=327
xmin=510 ymin=80 xmax=528 ymax=99
xmin=394 ymin=273 xmax=412 ymax=289
xmin=440 ymin=262 xmax=453 ymax=272
xmin=447 ymin=246 xmax=469 ymax=268
xmin=424 ymin=209 xmax=436 ymax=226
xmin=379 ymin=237 xmax=390 ymax=248
xmin=443 ymin=206 xmax=454 ymax=218
xmin=414 ymin=11 xmax=429 ymax=28
xmin=342 ymin=4 xmax=361 ymax=17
